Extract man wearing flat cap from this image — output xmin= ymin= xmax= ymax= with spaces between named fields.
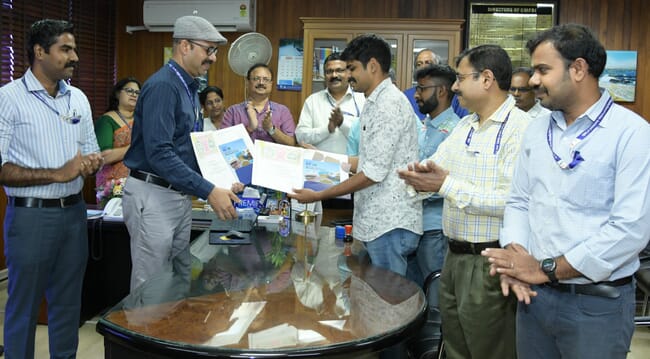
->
xmin=123 ymin=15 xmax=238 ymax=291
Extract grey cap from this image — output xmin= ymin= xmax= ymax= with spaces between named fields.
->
xmin=173 ymin=15 xmax=227 ymax=45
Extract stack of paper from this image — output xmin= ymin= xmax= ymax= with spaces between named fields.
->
xmin=204 ymin=301 xmax=266 ymax=347
xmin=248 ymin=323 xmax=326 ymax=349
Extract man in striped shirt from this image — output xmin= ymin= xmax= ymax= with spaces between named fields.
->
xmin=0 ymin=19 xmax=102 ymax=358
xmin=399 ymin=45 xmax=530 ymax=359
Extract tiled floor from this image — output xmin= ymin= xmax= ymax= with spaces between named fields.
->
xmin=0 ymin=279 xmax=648 ymax=358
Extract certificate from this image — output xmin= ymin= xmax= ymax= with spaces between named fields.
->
xmin=191 ymin=124 xmax=255 ymax=189
xmin=251 ymin=140 xmax=349 ymax=198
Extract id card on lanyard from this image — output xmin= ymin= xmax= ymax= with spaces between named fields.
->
xmin=547 ymin=97 xmax=613 ymax=169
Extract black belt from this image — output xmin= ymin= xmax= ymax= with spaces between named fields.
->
xmin=8 ymin=193 xmax=82 ymax=208
xmin=544 ymin=276 xmax=633 ymax=299
xmin=448 ymin=238 xmax=500 ymax=255
xmin=130 ymin=170 xmax=178 ymax=191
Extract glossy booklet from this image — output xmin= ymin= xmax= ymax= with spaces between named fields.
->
xmin=251 ymin=140 xmax=350 ymax=198
xmin=191 ymin=124 xmax=254 ymax=189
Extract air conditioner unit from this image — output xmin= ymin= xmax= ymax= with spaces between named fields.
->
xmin=143 ymin=0 xmax=256 ymax=32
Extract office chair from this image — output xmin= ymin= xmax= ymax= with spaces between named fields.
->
xmin=407 ymin=270 xmax=445 ymax=359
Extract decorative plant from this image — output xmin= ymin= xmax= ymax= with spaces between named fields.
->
xmin=96 ymin=177 xmax=126 ymax=208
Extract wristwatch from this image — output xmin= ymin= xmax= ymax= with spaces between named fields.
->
xmin=267 ymin=126 xmax=276 ymax=136
xmin=540 ymin=258 xmax=558 ymax=283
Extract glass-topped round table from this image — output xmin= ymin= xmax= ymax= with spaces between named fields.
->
xmin=96 ymin=212 xmax=426 ymax=358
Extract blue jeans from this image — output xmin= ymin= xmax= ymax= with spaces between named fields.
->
xmin=364 ymin=228 xmax=419 ymax=276
xmin=407 ymin=229 xmax=447 ymax=288
xmin=517 ymin=282 xmax=636 ymax=359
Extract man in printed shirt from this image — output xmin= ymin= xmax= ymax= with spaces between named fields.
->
xmin=0 ymin=19 xmax=103 ymax=358
xmin=482 ymin=24 xmax=650 ymax=359
xmin=399 ymin=44 xmax=530 ymax=359
xmin=290 ymin=34 xmax=422 ymax=277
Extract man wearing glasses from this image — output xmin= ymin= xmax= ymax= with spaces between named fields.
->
xmin=510 ymin=67 xmax=550 ymax=119
xmin=403 ymin=48 xmax=469 ymax=121
xmin=223 ymin=63 xmax=296 ymax=145
xmin=483 ymin=24 xmax=650 ymax=359
xmin=406 ymin=64 xmax=460 ymax=290
xmin=296 ymin=52 xmax=365 ymax=155
xmin=399 ymin=44 xmax=530 ymax=359
xmin=123 ymin=16 xmax=239 ymax=292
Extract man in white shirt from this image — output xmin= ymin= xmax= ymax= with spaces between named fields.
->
xmin=510 ymin=67 xmax=551 ymax=119
xmin=296 ymin=52 xmax=365 ymax=154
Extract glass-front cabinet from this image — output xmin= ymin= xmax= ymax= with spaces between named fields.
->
xmin=300 ymin=18 xmax=465 ymax=104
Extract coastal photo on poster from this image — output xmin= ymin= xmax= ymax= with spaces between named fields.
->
xmin=599 ymin=50 xmax=637 ymax=102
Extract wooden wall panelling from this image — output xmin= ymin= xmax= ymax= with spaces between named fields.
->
xmin=559 ymin=0 xmax=648 ymax=121
xmin=115 ymin=0 xmax=465 ymax=122
xmin=114 ymin=0 xmax=649 ymax=126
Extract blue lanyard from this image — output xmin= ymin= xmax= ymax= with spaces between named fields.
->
xmin=546 ymin=97 xmax=613 ymax=169
xmin=465 ymin=111 xmax=511 ymax=155
xmin=167 ymin=63 xmax=201 ymax=132
xmin=21 ymin=77 xmax=79 ymax=124
xmin=326 ymin=92 xmax=360 ymax=117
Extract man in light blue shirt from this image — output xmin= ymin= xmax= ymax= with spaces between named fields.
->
xmin=482 ymin=24 xmax=650 ymax=359
xmin=403 ymin=49 xmax=469 ymax=121
xmin=0 ymin=19 xmax=102 ymax=358
xmin=406 ymin=64 xmax=460 ymax=288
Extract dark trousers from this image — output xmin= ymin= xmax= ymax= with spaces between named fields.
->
xmin=517 ymin=282 xmax=635 ymax=359
xmin=3 ymin=202 xmax=87 ymax=359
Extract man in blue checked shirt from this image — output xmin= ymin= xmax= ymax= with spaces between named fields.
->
xmin=482 ymin=24 xmax=650 ymax=359
xmin=0 ymin=19 xmax=103 ymax=359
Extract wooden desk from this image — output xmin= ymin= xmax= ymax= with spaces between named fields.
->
xmin=97 ymin=220 xmax=426 ymax=358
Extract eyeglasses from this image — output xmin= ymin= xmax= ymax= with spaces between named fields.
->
xmin=325 ymin=68 xmax=346 ymax=76
xmin=509 ymin=86 xmax=532 ymax=93
xmin=122 ymin=88 xmax=140 ymax=96
xmin=455 ymin=72 xmax=480 ymax=82
xmin=415 ymin=84 xmax=441 ymax=93
xmin=249 ymin=76 xmax=273 ymax=84
xmin=187 ymin=40 xmax=218 ymax=56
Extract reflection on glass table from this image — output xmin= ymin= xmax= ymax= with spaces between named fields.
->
xmin=96 ymin=215 xmax=426 ymax=358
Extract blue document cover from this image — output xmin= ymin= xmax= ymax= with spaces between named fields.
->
xmin=302 ymin=159 xmax=341 ymax=192
xmin=219 ymin=138 xmax=253 ymax=185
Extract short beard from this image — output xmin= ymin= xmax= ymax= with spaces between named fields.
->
xmin=418 ymin=95 xmax=439 ymax=115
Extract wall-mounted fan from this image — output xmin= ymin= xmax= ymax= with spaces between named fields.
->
xmin=227 ymin=32 xmax=273 ymax=76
